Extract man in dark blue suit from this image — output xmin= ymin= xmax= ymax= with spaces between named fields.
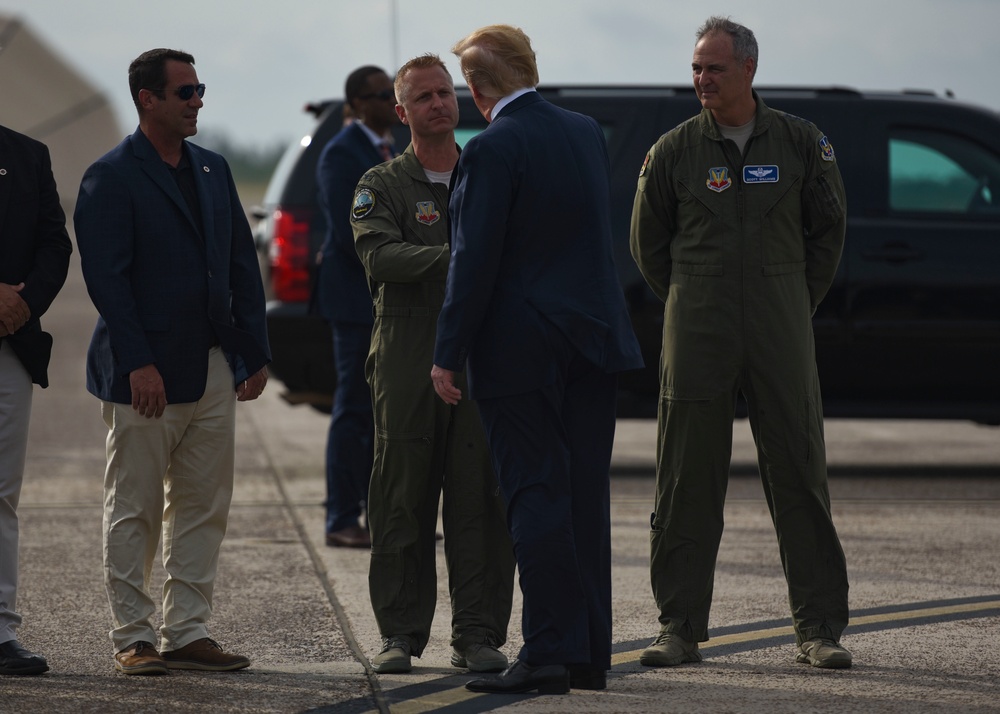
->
xmin=75 ymin=48 xmax=270 ymax=676
xmin=315 ymin=65 xmax=398 ymax=548
xmin=431 ymin=25 xmax=643 ymax=695
xmin=0 ymin=124 xmax=72 ymax=676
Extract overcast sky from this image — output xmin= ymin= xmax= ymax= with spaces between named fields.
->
xmin=4 ymin=0 xmax=999 ymax=150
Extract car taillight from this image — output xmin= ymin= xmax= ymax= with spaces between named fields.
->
xmin=269 ymin=208 xmax=314 ymax=303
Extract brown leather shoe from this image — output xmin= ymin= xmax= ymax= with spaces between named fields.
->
xmin=325 ymin=524 xmax=371 ymax=548
xmin=115 ymin=641 xmax=169 ymax=675
xmin=161 ymin=638 xmax=250 ymax=672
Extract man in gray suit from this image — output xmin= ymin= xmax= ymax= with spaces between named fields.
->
xmin=0 ymin=124 xmax=72 ymax=676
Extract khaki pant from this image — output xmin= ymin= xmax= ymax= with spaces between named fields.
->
xmin=101 ymin=347 xmax=236 ymax=652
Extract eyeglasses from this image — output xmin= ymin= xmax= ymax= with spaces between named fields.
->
xmin=145 ymin=83 xmax=206 ymax=100
xmin=358 ymin=89 xmax=395 ymax=102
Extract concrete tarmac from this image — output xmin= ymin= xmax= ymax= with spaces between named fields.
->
xmin=3 ymin=252 xmax=999 ymax=712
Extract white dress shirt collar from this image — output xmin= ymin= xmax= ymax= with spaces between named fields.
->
xmin=356 ymin=119 xmax=391 ymax=148
xmin=490 ymin=87 xmax=536 ymax=121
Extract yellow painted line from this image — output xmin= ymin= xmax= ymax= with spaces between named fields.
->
xmin=376 ymin=599 xmax=1000 ymax=711
xmin=389 ymin=689 xmax=486 ymax=714
xmin=849 ymin=599 xmax=1000 ymax=627
xmin=611 ymin=598 xmax=1000 ymax=666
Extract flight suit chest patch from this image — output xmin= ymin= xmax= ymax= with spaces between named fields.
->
xmin=415 ymin=201 xmax=441 ymax=225
xmin=743 ymin=165 xmax=779 ymax=184
xmin=706 ymin=167 xmax=732 ymax=193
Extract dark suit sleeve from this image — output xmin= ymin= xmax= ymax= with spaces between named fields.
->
xmin=75 ymin=160 xmax=157 ymax=374
xmin=17 ymin=142 xmax=72 ymax=320
xmin=221 ymin=160 xmax=270 ymax=376
xmin=317 ymin=141 xmax=366 ymax=263
xmin=433 ymin=137 xmax=512 ymax=371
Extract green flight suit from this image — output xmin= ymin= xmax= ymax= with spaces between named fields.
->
xmin=352 ymin=145 xmax=514 ymax=657
xmin=629 ymin=93 xmax=850 ymax=645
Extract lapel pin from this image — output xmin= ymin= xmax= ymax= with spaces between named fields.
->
xmin=203 ymin=166 xmax=210 ymax=172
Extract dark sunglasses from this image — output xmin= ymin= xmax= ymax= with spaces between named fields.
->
xmin=146 ymin=83 xmax=206 ymax=100
xmin=358 ymin=89 xmax=395 ymax=102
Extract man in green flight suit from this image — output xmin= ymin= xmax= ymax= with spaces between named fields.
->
xmin=629 ymin=16 xmax=852 ymax=669
xmin=351 ymin=53 xmax=515 ymax=675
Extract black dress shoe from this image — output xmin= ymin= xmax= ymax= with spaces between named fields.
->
xmin=0 ymin=640 xmax=49 ymax=676
xmin=466 ymin=659 xmax=569 ymax=694
xmin=568 ymin=664 xmax=607 ymax=690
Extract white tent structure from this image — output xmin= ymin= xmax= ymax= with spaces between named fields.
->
xmin=0 ymin=13 xmax=123 ymax=213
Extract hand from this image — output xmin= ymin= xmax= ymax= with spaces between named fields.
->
xmin=0 ymin=283 xmax=30 ymax=334
xmin=431 ymin=364 xmax=462 ymax=405
xmin=130 ymin=364 xmax=167 ymax=418
xmin=237 ymin=366 xmax=268 ymax=401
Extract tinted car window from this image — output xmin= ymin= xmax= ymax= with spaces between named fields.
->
xmin=454 ymin=128 xmax=481 ymax=147
xmin=890 ymin=128 xmax=1000 ymax=214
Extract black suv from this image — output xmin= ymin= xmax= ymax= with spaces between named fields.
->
xmin=252 ymin=86 xmax=1000 ymax=424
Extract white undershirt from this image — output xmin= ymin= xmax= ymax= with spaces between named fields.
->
xmin=423 ymin=168 xmax=452 ymax=186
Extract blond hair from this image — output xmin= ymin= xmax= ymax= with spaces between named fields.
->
xmin=451 ymin=24 xmax=538 ymax=98
xmin=394 ymin=53 xmax=452 ymax=105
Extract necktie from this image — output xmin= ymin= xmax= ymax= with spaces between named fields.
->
xmin=379 ymin=142 xmax=393 ymax=162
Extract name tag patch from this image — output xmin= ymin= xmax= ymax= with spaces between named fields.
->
xmin=743 ymin=165 xmax=779 ymax=184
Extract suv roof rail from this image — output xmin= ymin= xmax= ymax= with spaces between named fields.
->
xmin=531 ymin=84 xmax=867 ymax=98
xmin=301 ymin=84 xmax=952 ymax=117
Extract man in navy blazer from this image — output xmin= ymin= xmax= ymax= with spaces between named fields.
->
xmin=75 ymin=48 xmax=270 ymax=675
xmin=0 ymin=124 xmax=72 ymax=676
xmin=315 ymin=65 xmax=398 ymax=549
xmin=432 ymin=26 xmax=643 ymax=695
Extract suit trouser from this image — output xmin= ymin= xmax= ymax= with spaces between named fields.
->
xmin=476 ymin=329 xmax=618 ymax=670
xmin=326 ymin=321 xmax=374 ymax=533
xmin=0 ymin=341 xmax=32 ymax=644
xmin=101 ymin=347 xmax=236 ymax=652
xmin=650 ymin=366 xmax=850 ymax=645
xmin=367 ymin=320 xmax=513 ymax=657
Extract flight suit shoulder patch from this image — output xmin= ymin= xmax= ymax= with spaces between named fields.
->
xmin=638 ymin=152 xmax=651 ymax=177
xmin=819 ymin=135 xmax=836 ymax=162
xmin=352 ymin=188 xmax=375 ymax=220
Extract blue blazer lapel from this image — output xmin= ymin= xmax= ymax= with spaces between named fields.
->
xmin=349 ymin=121 xmax=386 ymax=165
xmin=187 ymin=142 xmax=215 ymax=244
xmin=131 ymin=129 xmax=203 ymax=237
xmin=0 ymin=131 xmax=14 ymax=233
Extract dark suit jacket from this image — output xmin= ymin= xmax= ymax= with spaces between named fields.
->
xmin=315 ymin=121 xmax=385 ymax=324
xmin=0 ymin=125 xmax=72 ymax=387
xmin=74 ymin=128 xmax=270 ymax=405
xmin=434 ymin=92 xmax=643 ymax=400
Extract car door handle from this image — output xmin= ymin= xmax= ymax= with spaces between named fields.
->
xmin=860 ymin=244 xmax=925 ymax=263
